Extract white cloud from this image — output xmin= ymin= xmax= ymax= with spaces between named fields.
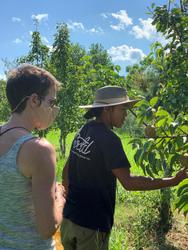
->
xmin=108 ymin=44 xmax=145 ymax=63
xmin=67 ymin=21 xmax=103 ymax=34
xmin=130 ymin=18 xmax=170 ymax=45
xmin=12 ymin=17 xmax=21 ymax=22
xmin=13 ymin=38 xmax=22 ymax=44
xmin=67 ymin=21 xmax=85 ymax=31
xmin=131 ymin=18 xmax=156 ymax=40
xmin=110 ymin=10 xmax=132 ymax=31
xmin=88 ymin=27 xmax=104 ymax=34
xmin=31 ymin=14 xmax=48 ymax=23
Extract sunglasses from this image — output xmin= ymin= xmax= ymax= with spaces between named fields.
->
xmin=47 ymin=97 xmax=58 ymax=108
xmin=39 ymin=96 xmax=58 ymax=108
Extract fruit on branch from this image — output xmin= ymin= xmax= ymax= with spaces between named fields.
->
xmin=145 ymin=125 xmax=156 ymax=138
xmin=179 ymin=153 xmax=188 ymax=169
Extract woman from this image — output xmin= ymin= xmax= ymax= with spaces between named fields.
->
xmin=0 ymin=64 xmax=65 ymax=249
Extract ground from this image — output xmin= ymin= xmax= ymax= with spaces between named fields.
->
xmin=165 ymin=213 xmax=188 ymax=250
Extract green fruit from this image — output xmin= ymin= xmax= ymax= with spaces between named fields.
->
xmin=179 ymin=153 xmax=188 ymax=169
xmin=145 ymin=125 xmax=156 ymax=138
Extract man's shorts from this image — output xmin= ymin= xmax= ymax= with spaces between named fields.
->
xmin=61 ymin=218 xmax=110 ymax=250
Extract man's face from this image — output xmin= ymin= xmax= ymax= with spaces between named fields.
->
xmin=109 ymin=104 xmax=128 ymax=128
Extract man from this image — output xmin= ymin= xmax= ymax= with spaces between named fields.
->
xmin=61 ymin=85 xmax=187 ymax=250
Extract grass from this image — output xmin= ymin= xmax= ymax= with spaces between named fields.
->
xmin=46 ymin=130 xmax=75 ymax=180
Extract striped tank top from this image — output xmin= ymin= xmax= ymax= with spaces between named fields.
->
xmin=0 ymin=134 xmax=55 ymax=250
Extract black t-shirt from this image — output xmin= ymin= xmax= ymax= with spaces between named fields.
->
xmin=63 ymin=120 xmax=130 ymax=232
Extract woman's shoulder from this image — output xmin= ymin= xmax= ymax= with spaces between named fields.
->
xmin=26 ymin=137 xmax=56 ymax=162
xmin=21 ymin=137 xmax=56 ymax=168
xmin=26 ymin=136 xmax=55 ymax=151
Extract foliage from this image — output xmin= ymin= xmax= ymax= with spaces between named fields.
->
xmin=0 ymin=80 xmax=10 ymax=122
xmin=17 ymin=31 xmax=50 ymax=68
xmin=77 ymin=43 xmax=134 ymax=112
xmin=128 ymin=192 xmax=161 ymax=249
xmin=151 ymin=0 xmax=188 ymax=216
xmin=151 ymin=1 xmax=188 ymax=115
xmin=50 ymin=23 xmax=85 ymax=154
xmin=128 ymin=0 xmax=188 ymax=229
xmin=88 ymin=43 xmax=112 ymax=68
xmin=175 ymin=179 xmax=188 ymax=216
xmin=125 ymin=58 xmax=161 ymax=99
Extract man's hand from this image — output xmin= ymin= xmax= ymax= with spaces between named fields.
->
xmin=179 ymin=153 xmax=188 ymax=169
xmin=55 ymin=183 xmax=66 ymax=210
xmin=174 ymin=168 xmax=188 ymax=185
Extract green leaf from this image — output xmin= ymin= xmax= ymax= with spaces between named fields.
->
xmin=156 ymin=109 xmax=170 ymax=117
xmin=177 ymin=184 xmax=188 ymax=196
xmin=176 ymin=195 xmax=188 ymax=212
xmin=156 ymin=118 xmax=166 ymax=127
xmin=149 ymin=97 xmax=158 ymax=107
xmin=134 ymin=99 xmax=149 ymax=108
xmin=148 ymin=152 xmax=156 ymax=165
xmin=145 ymin=164 xmax=155 ymax=178
xmin=170 ymin=154 xmax=180 ymax=168
xmin=134 ymin=149 xmax=143 ymax=163
xmin=129 ymin=138 xmax=143 ymax=147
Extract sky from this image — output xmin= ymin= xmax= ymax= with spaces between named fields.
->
xmin=0 ymin=0 xmax=172 ymax=79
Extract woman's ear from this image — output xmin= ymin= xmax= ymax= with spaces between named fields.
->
xmin=28 ymin=93 xmax=41 ymax=108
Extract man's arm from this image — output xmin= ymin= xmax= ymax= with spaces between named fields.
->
xmin=112 ymin=167 xmax=188 ymax=191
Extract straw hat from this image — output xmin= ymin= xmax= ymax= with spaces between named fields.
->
xmin=79 ymin=86 xmax=139 ymax=109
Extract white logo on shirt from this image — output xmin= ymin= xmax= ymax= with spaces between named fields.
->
xmin=73 ymin=133 xmax=94 ymax=155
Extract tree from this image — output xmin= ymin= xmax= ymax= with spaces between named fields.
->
xmin=88 ymin=43 xmax=112 ymax=68
xmin=16 ymin=25 xmax=50 ymax=137
xmin=130 ymin=0 xmax=188 ymax=238
xmin=17 ymin=29 xmax=49 ymax=68
xmin=125 ymin=57 xmax=161 ymax=99
xmin=51 ymin=23 xmax=85 ymax=155
xmin=78 ymin=43 xmax=128 ymax=108
xmin=0 ymin=80 xmax=10 ymax=123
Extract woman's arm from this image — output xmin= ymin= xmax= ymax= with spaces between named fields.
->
xmin=23 ymin=138 xmax=65 ymax=239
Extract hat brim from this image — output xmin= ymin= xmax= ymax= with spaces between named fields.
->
xmin=79 ymin=99 xmax=139 ymax=109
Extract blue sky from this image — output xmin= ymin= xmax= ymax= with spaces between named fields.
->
xmin=0 ymin=0 xmax=171 ymax=79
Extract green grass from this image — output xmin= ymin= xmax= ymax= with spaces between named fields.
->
xmin=46 ymin=130 xmax=75 ymax=181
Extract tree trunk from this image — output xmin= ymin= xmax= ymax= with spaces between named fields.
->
xmin=158 ymin=188 xmax=172 ymax=234
xmin=59 ymin=129 xmax=66 ymax=156
xmin=157 ymin=160 xmax=172 ymax=239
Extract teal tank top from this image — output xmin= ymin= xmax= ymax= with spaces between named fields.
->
xmin=0 ymin=134 xmax=55 ymax=250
